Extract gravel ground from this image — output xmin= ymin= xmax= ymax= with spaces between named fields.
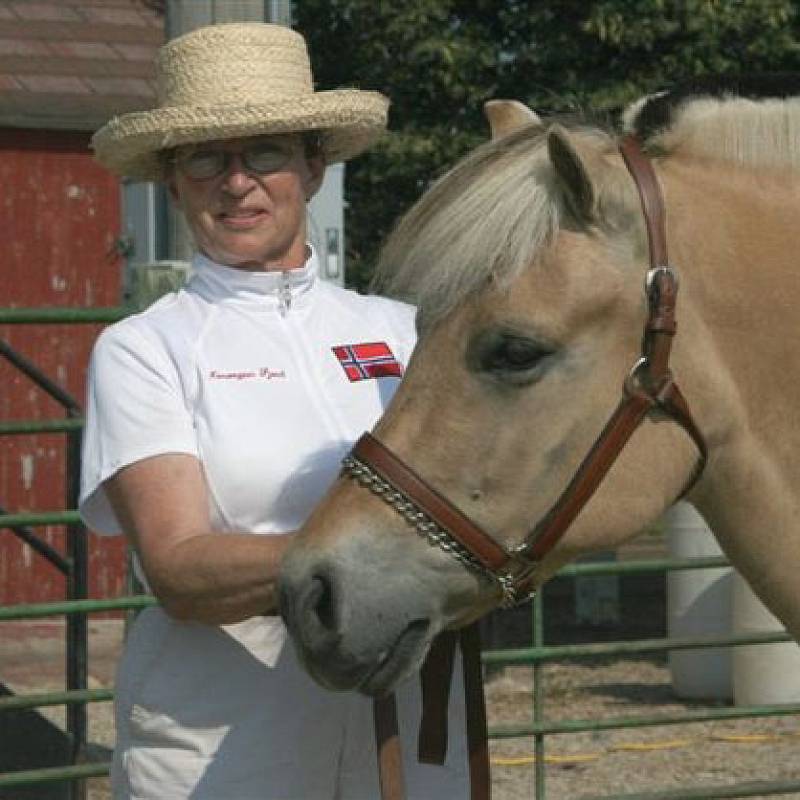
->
xmin=486 ymin=660 xmax=800 ymax=799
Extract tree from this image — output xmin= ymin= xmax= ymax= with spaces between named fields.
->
xmin=297 ymin=0 xmax=800 ymax=289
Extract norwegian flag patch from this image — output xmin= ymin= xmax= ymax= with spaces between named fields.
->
xmin=332 ymin=342 xmax=404 ymax=382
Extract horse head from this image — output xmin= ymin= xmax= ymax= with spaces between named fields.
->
xmin=281 ymin=89 xmax=800 ymax=695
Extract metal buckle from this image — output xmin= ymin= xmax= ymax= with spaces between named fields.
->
xmin=496 ymin=573 xmax=536 ymax=608
xmin=645 ymin=265 xmax=678 ymax=295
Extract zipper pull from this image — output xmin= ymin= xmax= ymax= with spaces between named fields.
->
xmin=278 ymin=272 xmax=292 ymax=317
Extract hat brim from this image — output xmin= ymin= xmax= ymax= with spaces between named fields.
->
xmin=92 ymin=89 xmax=389 ymax=181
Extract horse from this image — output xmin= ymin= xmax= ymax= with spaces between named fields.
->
xmin=280 ymin=85 xmax=800 ymax=701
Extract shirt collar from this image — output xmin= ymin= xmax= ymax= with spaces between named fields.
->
xmin=188 ymin=246 xmax=318 ymax=312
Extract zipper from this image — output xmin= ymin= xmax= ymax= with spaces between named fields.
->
xmin=278 ymin=271 xmax=292 ymax=316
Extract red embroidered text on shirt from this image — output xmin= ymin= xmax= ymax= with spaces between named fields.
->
xmin=209 ymin=368 xmax=286 ymax=380
xmin=332 ymin=342 xmax=404 ymax=382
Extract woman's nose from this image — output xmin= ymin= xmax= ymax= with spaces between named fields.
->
xmin=220 ymin=154 xmax=256 ymax=192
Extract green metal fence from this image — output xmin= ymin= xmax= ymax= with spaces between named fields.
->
xmin=0 ymin=595 xmax=156 ymax=793
xmin=3 ymin=307 xmax=800 ymax=798
xmin=1 ymin=306 xmax=129 ymax=799
xmin=3 ymin=562 xmax=800 ymax=797
xmin=484 ymin=556 xmax=800 ymax=799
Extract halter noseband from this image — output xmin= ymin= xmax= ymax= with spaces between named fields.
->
xmin=341 ymin=135 xmax=707 ymax=608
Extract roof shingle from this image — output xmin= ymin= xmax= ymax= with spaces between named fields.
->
xmin=0 ymin=0 xmax=163 ymax=132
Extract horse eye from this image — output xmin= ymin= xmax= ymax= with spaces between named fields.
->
xmin=486 ymin=337 xmax=545 ymax=370
xmin=492 ymin=337 xmax=542 ymax=369
xmin=469 ymin=330 xmax=552 ymax=384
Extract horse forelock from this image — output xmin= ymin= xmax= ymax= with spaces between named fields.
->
xmin=373 ymin=123 xmax=616 ymax=327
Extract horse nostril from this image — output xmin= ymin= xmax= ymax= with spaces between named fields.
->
xmin=308 ymin=573 xmax=338 ymax=633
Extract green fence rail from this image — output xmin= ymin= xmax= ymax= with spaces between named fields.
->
xmin=0 ymin=307 xmax=129 ymax=324
xmin=0 ymin=418 xmax=85 ymax=435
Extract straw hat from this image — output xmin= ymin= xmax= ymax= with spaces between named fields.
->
xmin=92 ymin=22 xmax=389 ymax=181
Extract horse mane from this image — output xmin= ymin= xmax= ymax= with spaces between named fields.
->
xmin=374 ymin=77 xmax=800 ymax=325
xmin=625 ymin=75 xmax=800 ymax=170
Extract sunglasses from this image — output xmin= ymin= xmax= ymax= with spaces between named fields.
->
xmin=172 ymin=140 xmax=297 ymax=181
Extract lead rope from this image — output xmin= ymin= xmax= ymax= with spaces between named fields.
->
xmin=374 ymin=694 xmax=405 ymax=800
xmin=373 ymin=624 xmax=491 ymax=800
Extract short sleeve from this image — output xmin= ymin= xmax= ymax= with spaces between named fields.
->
xmin=387 ymin=299 xmax=417 ymax=363
xmin=367 ymin=294 xmax=417 ymax=365
xmin=79 ymin=323 xmax=199 ymax=535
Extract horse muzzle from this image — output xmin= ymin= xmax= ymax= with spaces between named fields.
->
xmin=279 ymin=545 xmax=437 ymax=696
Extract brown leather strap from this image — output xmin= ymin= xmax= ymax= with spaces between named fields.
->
xmin=644 ymin=270 xmax=677 ymax=379
xmin=619 ymin=134 xmax=668 ymax=268
xmin=520 ymin=389 xmax=654 ymax=562
xmin=374 ymin=693 xmax=406 ymax=800
xmin=375 ymin=628 xmax=491 ymax=800
xmin=461 ymin=623 xmax=491 ymax=800
xmin=362 ymin=134 xmax=706 ymax=800
xmin=353 ymin=433 xmax=514 ymax=574
xmin=418 ymin=631 xmax=458 ymax=764
xmin=654 ymin=378 xmax=708 ymax=474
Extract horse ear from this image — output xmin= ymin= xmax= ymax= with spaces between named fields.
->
xmin=547 ymin=124 xmax=596 ymax=224
xmin=484 ymin=100 xmax=541 ymax=140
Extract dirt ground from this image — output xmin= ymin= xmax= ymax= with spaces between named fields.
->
xmin=486 ymin=660 xmax=800 ymax=799
xmin=3 ymin=558 xmax=800 ymax=799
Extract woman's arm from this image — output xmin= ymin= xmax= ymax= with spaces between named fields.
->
xmin=105 ymin=453 xmax=292 ymax=625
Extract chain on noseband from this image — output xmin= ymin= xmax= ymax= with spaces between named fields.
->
xmin=341 ymin=445 xmax=529 ymax=608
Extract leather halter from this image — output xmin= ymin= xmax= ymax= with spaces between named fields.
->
xmin=345 ymin=135 xmax=708 ymax=800
xmin=344 ymin=135 xmax=707 ymax=608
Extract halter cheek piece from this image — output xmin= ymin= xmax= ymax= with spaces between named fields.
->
xmin=341 ymin=136 xmax=708 ymax=800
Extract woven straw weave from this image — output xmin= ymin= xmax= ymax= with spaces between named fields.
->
xmin=92 ymin=23 xmax=388 ymax=181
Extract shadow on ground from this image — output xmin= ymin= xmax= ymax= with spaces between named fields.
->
xmin=0 ymin=684 xmax=111 ymax=800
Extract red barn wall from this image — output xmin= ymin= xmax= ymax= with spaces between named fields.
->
xmin=0 ymin=128 xmax=127 ymax=605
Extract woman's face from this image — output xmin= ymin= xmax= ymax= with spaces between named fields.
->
xmin=167 ymin=134 xmax=324 ymax=271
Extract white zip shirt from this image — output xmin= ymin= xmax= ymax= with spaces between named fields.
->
xmin=78 ymin=250 xmax=468 ymax=799
xmin=81 ymin=247 xmax=415 ymax=541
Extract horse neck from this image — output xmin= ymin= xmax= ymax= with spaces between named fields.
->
xmin=663 ymin=157 xmax=800 ymax=637
xmin=664 ymin=156 xmax=800 ymax=427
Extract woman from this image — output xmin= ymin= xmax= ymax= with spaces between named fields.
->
xmin=80 ymin=22 xmax=468 ymax=800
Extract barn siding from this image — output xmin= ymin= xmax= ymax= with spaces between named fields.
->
xmin=0 ymin=128 xmax=128 ymax=604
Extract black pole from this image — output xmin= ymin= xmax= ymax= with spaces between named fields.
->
xmin=65 ymin=424 xmax=88 ymax=800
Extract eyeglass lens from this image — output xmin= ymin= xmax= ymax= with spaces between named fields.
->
xmin=177 ymin=142 xmax=294 ymax=180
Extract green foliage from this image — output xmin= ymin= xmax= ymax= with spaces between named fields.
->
xmin=296 ymin=0 xmax=800 ymax=290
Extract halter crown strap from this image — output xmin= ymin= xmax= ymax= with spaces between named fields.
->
xmin=619 ymin=134 xmax=668 ymax=267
